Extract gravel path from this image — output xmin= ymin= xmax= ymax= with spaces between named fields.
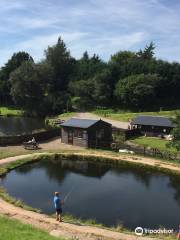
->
xmin=0 ymin=137 xmax=83 ymax=155
xmin=76 ymin=112 xmax=129 ymax=129
xmin=0 ymin=197 xmax=156 ymax=240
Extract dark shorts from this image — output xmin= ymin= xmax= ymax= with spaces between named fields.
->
xmin=56 ymin=208 xmax=62 ymax=214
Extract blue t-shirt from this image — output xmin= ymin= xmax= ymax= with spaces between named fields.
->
xmin=54 ymin=196 xmax=61 ymax=209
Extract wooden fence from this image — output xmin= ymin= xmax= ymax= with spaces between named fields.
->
xmin=112 ymin=127 xmax=140 ymax=141
xmin=113 ymin=141 xmax=180 ymax=161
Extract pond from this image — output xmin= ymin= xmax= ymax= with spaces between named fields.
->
xmin=0 ymin=117 xmax=46 ymax=136
xmin=1 ymin=158 xmax=180 ymax=230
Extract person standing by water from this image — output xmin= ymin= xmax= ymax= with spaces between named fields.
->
xmin=53 ymin=192 xmax=64 ymax=222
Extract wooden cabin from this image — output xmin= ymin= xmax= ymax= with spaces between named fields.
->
xmin=61 ymin=118 xmax=112 ymax=148
xmin=131 ymin=115 xmax=175 ymax=136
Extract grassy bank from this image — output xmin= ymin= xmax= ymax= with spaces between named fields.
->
xmin=93 ymin=109 xmax=178 ymax=122
xmin=0 ymin=186 xmax=41 ymax=213
xmin=0 ymin=145 xmax=180 ymax=169
xmin=59 ymin=213 xmax=132 ymax=234
xmin=0 ymin=150 xmax=31 ymax=160
xmin=2 ymin=152 xmax=177 ymax=178
xmin=0 ymin=216 xmax=65 ymax=240
xmin=0 ymin=155 xmax=41 ymax=176
xmin=0 ymin=106 xmax=23 ymax=117
xmin=131 ymin=136 xmax=178 ymax=153
xmin=0 ymin=215 xmax=176 ymax=240
xmin=57 ymin=112 xmax=76 ymax=120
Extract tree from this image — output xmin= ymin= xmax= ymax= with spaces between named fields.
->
xmin=1 ymin=37 xmax=180 ymax=115
xmin=114 ymin=74 xmax=160 ymax=110
xmin=9 ymin=61 xmax=51 ymax=116
xmin=137 ymin=42 xmax=156 ymax=60
xmin=75 ymin=52 xmax=106 ymax=80
xmin=168 ymin=112 xmax=180 ymax=150
xmin=0 ymin=52 xmax=33 ymax=104
xmin=45 ymin=37 xmax=75 ymax=92
xmin=0 ymin=79 xmax=9 ymax=104
xmin=69 ymin=79 xmax=94 ymax=110
xmin=69 ymin=70 xmax=112 ymax=109
xmin=155 ymin=60 xmax=180 ymax=108
xmin=92 ymin=70 xmax=112 ymax=106
xmin=44 ymin=37 xmax=76 ymax=113
xmin=108 ymin=51 xmax=137 ymax=89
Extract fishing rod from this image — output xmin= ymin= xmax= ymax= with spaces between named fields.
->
xmin=63 ymin=186 xmax=74 ymax=203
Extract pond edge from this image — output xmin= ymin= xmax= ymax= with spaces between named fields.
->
xmin=0 ymin=152 xmax=179 ymax=239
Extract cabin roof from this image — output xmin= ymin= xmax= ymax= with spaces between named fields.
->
xmin=131 ymin=115 xmax=174 ymax=128
xmin=61 ymin=118 xmax=100 ymax=129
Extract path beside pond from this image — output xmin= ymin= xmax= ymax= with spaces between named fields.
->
xmin=0 ymin=137 xmax=83 ymax=152
xmin=0 ymin=195 xmax=157 ymax=240
xmin=1 ymin=149 xmax=180 ymax=174
xmin=0 ymin=137 xmax=83 ymax=158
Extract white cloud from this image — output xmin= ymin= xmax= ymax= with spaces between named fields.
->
xmin=0 ymin=31 xmax=88 ymax=65
xmin=0 ymin=0 xmax=180 ymax=65
xmin=0 ymin=0 xmax=25 ymax=12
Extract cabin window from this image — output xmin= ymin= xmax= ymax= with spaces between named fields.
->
xmin=74 ymin=129 xmax=83 ymax=138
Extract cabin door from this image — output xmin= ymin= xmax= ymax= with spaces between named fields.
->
xmin=68 ymin=130 xmax=73 ymax=145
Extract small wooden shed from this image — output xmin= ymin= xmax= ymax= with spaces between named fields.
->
xmin=131 ymin=115 xmax=175 ymax=136
xmin=61 ymin=118 xmax=112 ymax=148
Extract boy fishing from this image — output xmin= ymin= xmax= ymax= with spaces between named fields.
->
xmin=53 ymin=192 xmax=64 ymax=222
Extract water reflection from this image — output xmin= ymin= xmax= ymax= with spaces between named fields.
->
xmin=1 ymin=158 xmax=180 ymax=229
xmin=0 ymin=117 xmax=45 ymax=136
xmin=168 ymin=175 xmax=180 ymax=204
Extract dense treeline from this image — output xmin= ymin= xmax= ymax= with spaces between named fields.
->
xmin=0 ymin=38 xmax=180 ymax=116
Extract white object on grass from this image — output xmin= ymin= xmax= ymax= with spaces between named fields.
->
xmin=119 ymin=149 xmax=134 ymax=154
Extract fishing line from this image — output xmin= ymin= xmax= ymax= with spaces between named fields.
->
xmin=63 ymin=185 xmax=75 ymax=203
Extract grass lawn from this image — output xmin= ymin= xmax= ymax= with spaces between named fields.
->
xmin=0 ymin=106 xmax=23 ymax=116
xmin=57 ymin=112 xmax=76 ymax=120
xmin=93 ymin=109 xmax=178 ymax=122
xmin=47 ymin=112 xmax=76 ymax=121
xmin=0 ymin=216 xmax=65 ymax=240
xmin=0 ymin=149 xmax=33 ymax=160
xmin=131 ymin=136 xmax=177 ymax=153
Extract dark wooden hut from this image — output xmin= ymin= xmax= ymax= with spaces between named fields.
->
xmin=131 ymin=115 xmax=175 ymax=136
xmin=61 ymin=118 xmax=112 ymax=148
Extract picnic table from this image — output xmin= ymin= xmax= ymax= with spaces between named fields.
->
xmin=23 ymin=141 xmax=39 ymax=150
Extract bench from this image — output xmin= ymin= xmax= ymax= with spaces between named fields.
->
xmin=23 ymin=142 xmax=39 ymax=150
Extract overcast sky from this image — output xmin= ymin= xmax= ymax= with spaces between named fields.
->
xmin=0 ymin=0 xmax=180 ymax=66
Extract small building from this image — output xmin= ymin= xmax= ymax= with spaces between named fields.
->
xmin=61 ymin=118 xmax=112 ymax=148
xmin=131 ymin=115 xmax=175 ymax=136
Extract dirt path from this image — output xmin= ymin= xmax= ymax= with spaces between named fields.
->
xmin=0 ymin=198 xmax=157 ymax=240
xmin=76 ymin=112 xmax=129 ymax=129
xmin=0 ymin=152 xmax=176 ymax=240
xmin=0 ymin=137 xmax=83 ymax=154
xmin=1 ymin=150 xmax=180 ymax=173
